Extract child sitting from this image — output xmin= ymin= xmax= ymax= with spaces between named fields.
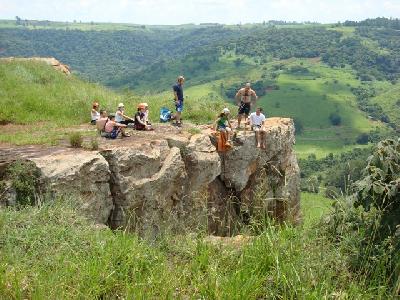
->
xmin=135 ymin=104 xmax=153 ymax=131
xmin=214 ymin=108 xmax=233 ymax=146
xmin=91 ymin=101 xmax=100 ymax=125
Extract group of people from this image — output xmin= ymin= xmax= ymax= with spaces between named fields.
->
xmin=91 ymin=102 xmax=153 ymax=139
xmin=90 ymin=76 xmax=267 ymax=148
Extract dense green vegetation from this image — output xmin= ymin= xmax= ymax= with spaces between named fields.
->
xmin=1 ymin=17 xmax=399 ymax=156
xmin=1 ymin=140 xmax=398 ymax=298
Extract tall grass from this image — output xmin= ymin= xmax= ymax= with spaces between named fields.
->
xmin=0 ymin=193 xmax=394 ymax=299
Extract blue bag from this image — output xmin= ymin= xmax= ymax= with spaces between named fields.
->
xmin=160 ymin=107 xmax=172 ymax=123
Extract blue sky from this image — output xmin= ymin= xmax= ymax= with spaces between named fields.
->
xmin=0 ymin=0 xmax=399 ymax=25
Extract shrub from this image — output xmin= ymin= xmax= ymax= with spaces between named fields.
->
xmin=6 ymin=160 xmax=41 ymax=206
xmin=90 ymin=137 xmax=99 ymax=150
xmin=293 ymin=117 xmax=304 ymax=135
xmin=69 ymin=132 xmax=83 ymax=148
xmin=356 ymin=133 xmax=369 ymax=145
xmin=329 ymin=112 xmax=342 ymax=126
xmin=324 ymin=186 xmax=340 ymax=199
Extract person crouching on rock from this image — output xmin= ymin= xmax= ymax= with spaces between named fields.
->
xmin=91 ymin=101 xmax=100 ymax=125
xmin=214 ymin=108 xmax=233 ymax=146
xmin=249 ymin=107 xmax=266 ymax=149
xmin=115 ymin=102 xmax=135 ymax=126
xmin=104 ymin=114 xmax=130 ymax=138
xmin=135 ymin=104 xmax=154 ymax=131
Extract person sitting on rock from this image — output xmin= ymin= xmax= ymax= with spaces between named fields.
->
xmin=142 ymin=102 xmax=151 ymax=125
xmin=214 ymin=108 xmax=233 ymax=146
xmin=96 ymin=109 xmax=109 ymax=136
xmin=135 ymin=104 xmax=153 ymax=131
xmin=104 ymin=114 xmax=130 ymax=138
xmin=115 ymin=102 xmax=134 ymax=126
xmin=91 ymin=101 xmax=100 ymax=125
xmin=249 ymin=107 xmax=266 ymax=149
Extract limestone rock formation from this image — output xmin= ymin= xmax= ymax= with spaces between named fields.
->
xmin=31 ymin=152 xmax=113 ymax=224
xmin=0 ymin=57 xmax=71 ymax=75
xmin=0 ymin=118 xmax=300 ymax=235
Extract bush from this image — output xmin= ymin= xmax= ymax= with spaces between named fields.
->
xmin=5 ymin=160 xmax=41 ymax=206
xmin=324 ymin=186 xmax=341 ymax=199
xmin=329 ymin=112 xmax=342 ymax=126
xmin=90 ymin=137 xmax=99 ymax=150
xmin=356 ymin=133 xmax=369 ymax=145
xmin=69 ymin=132 xmax=83 ymax=148
xmin=293 ymin=117 xmax=304 ymax=135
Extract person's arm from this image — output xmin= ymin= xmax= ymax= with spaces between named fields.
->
xmin=115 ymin=122 xmax=127 ymax=128
xmin=235 ymin=89 xmax=242 ymax=105
xmin=122 ymin=113 xmax=134 ymax=121
xmin=251 ymin=90 xmax=258 ymax=106
xmin=173 ymin=86 xmax=180 ymax=104
xmin=249 ymin=114 xmax=254 ymax=126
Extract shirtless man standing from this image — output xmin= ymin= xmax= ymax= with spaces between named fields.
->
xmin=235 ymin=82 xmax=258 ymax=129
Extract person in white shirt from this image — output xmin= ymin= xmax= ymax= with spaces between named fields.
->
xmin=249 ymin=107 xmax=266 ymax=149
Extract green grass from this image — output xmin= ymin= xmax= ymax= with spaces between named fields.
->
xmin=0 ymin=61 xmax=231 ymax=145
xmin=371 ymin=80 xmax=400 ymax=126
xmin=0 ymin=194 xmax=392 ymax=298
xmin=300 ymin=192 xmax=333 ymax=227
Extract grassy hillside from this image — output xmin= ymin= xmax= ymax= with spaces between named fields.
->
xmin=0 ymin=60 xmax=232 ymax=145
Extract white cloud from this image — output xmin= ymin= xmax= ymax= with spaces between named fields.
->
xmin=0 ymin=0 xmax=399 ymax=24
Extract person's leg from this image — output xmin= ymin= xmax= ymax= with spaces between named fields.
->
xmin=244 ymin=114 xmax=249 ymax=131
xmin=255 ymin=128 xmax=261 ymax=147
xmin=174 ymin=101 xmax=183 ymax=126
xmin=175 ymin=111 xmax=181 ymax=124
xmin=237 ymin=114 xmax=242 ymax=128
xmin=260 ymin=130 xmax=266 ymax=149
xmin=226 ymin=127 xmax=232 ymax=141
xmin=121 ymin=127 xmax=130 ymax=137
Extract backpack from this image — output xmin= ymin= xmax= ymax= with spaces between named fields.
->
xmin=160 ymin=107 xmax=172 ymax=123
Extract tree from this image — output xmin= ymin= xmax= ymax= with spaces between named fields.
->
xmin=329 ymin=112 xmax=342 ymax=126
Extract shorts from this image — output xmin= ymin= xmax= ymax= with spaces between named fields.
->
xmin=91 ymin=120 xmax=97 ymax=125
xmin=175 ymin=100 xmax=184 ymax=112
xmin=218 ymin=125 xmax=231 ymax=132
xmin=238 ymin=102 xmax=251 ymax=115
xmin=252 ymin=125 xmax=263 ymax=131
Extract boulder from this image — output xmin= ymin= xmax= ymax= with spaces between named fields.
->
xmin=183 ymin=134 xmax=221 ymax=191
xmin=31 ymin=151 xmax=112 ymax=224
xmin=102 ymin=142 xmax=188 ymax=233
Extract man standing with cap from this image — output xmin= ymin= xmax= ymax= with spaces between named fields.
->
xmin=172 ymin=75 xmax=185 ymax=127
xmin=235 ymin=82 xmax=258 ymax=129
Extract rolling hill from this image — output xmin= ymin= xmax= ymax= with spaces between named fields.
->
xmin=0 ymin=18 xmax=399 ymax=156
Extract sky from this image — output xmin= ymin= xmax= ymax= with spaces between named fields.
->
xmin=0 ymin=0 xmax=399 ymax=25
